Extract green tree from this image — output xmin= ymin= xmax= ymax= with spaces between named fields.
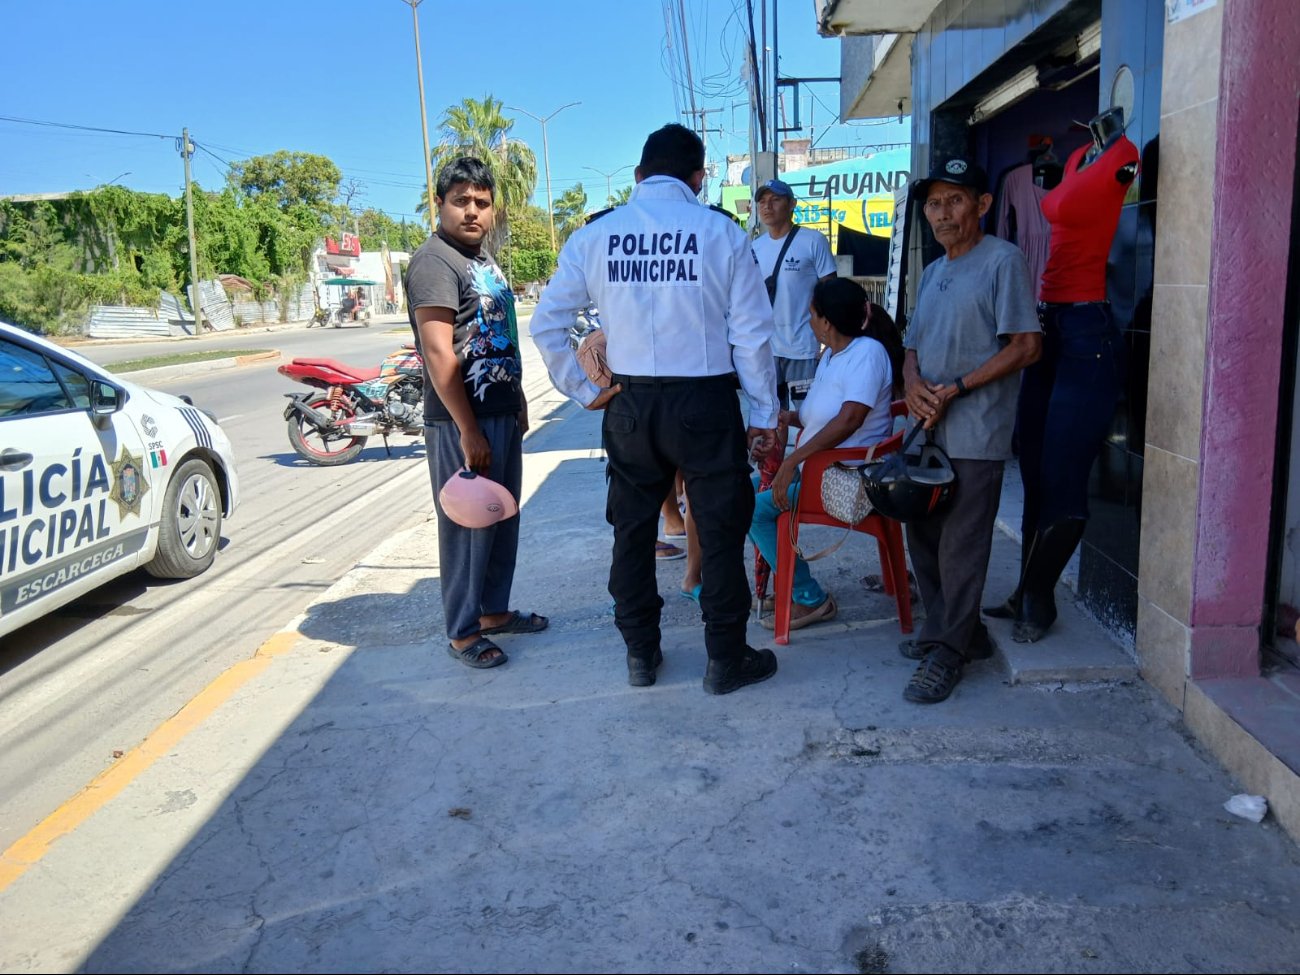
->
xmin=417 ymin=95 xmax=538 ymax=252
xmin=497 ymin=204 xmax=553 ymax=287
xmin=606 ymin=184 xmax=633 ymax=208
xmin=227 ymin=151 xmax=342 ymax=213
xmin=511 ymin=249 xmax=556 ymax=285
xmin=553 ymin=183 xmax=588 ymax=244
xmin=355 ymin=208 xmax=427 ymax=252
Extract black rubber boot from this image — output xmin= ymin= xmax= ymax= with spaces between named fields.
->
xmin=1012 ymin=519 xmax=1087 ymax=643
xmin=983 ymin=532 xmax=1035 ymax=620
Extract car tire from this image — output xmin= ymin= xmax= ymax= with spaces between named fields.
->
xmin=144 ymin=458 xmax=223 ymax=579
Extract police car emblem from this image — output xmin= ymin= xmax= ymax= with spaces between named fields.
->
xmin=109 ymin=447 xmax=150 ymax=519
xmin=945 ymin=160 xmax=968 ymax=175
xmin=141 ymin=414 xmax=159 ymax=438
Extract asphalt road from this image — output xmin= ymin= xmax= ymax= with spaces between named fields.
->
xmin=0 ymin=316 xmax=457 ymax=849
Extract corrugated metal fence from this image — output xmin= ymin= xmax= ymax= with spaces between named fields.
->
xmin=229 ymin=283 xmax=314 ymax=324
xmin=189 ymin=280 xmax=235 ymax=332
xmin=86 ymin=280 xmax=314 ymax=338
xmin=85 ymin=306 xmax=173 ymax=340
xmin=86 ymin=290 xmax=196 ymax=339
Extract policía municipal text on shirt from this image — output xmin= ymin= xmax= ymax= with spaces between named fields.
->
xmin=606 ymin=231 xmax=700 ymax=285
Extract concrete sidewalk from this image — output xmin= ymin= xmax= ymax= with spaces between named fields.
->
xmin=1 ymin=337 xmax=1298 ymax=973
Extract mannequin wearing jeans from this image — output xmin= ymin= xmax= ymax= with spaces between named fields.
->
xmin=985 ymin=106 xmax=1139 ymax=642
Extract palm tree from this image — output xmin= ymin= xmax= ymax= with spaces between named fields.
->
xmin=552 ymin=183 xmax=588 ymax=244
xmin=606 ymin=184 xmax=633 ymax=208
xmin=415 ymin=95 xmax=538 ymax=254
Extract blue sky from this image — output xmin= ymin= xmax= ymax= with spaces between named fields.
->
xmin=3 ymin=1 xmax=908 ymax=219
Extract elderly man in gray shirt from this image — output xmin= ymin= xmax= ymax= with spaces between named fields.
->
xmin=900 ymin=157 xmax=1042 ymax=704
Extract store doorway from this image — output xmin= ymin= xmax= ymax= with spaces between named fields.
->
xmin=1266 ymin=121 xmax=1300 ymax=672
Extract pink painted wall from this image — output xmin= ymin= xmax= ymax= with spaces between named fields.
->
xmin=1191 ymin=0 xmax=1300 ymax=678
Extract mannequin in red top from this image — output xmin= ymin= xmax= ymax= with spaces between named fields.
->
xmin=985 ymin=105 xmax=1139 ymax=642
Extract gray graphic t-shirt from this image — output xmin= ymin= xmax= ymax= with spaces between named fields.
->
xmin=904 ymin=234 xmax=1040 ymax=460
xmin=406 ymin=230 xmax=523 ymax=424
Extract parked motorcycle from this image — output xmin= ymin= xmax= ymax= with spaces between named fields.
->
xmin=569 ymin=303 xmax=601 ymax=350
xmin=279 ymin=347 xmax=424 ymax=466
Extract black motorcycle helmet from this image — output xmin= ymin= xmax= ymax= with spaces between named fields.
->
xmin=862 ymin=426 xmax=956 ymax=523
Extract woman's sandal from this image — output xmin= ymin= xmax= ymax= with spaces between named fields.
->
xmin=655 ymin=540 xmax=687 ymax=561
xmin=447 ymin=636 xmax=508 ymax=669
xmin=760 ymin=593 xmax=837 ymax=631
xmin=479 ymin=610 xmax=549 ymax=635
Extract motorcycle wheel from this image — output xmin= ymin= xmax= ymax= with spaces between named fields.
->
xmin=287 ymin=397 xmax=367 ymax=466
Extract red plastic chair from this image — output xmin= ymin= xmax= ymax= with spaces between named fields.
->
xmin=772 ymin=400 xmax=913 ymax=645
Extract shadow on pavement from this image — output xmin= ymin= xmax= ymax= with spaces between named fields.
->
xmin=66 ymin=450 xmax=1300 ymax=974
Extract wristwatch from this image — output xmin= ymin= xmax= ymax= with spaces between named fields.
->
xmin=954 ymin=377 xmax=970 ymax=397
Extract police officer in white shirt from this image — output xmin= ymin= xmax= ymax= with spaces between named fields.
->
xmin=531 ymin=124 xmax=780 ymax=695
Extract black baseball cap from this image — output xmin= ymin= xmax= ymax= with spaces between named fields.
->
xmin=912 ymin=157 xmax=989 ymax=197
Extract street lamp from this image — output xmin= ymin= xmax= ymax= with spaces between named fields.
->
xmin=398 ymin=0 xmax=437 ymax=226
xmin=87 ymin=171 xmax=132 ymax=188
xmin=507 ymin=101 xmax=580 ymax=252
xmin=583 ymin=165 xmax=632 ymax=206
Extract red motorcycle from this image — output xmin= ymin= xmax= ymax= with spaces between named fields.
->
xmin=279 ymin=347 xmax=424 ymax=466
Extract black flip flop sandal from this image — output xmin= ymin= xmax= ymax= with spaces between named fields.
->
xmin=479 ymin=610 xmax=549 ymax=635
xmin=447 ymin=636 xmax=508 ymax=669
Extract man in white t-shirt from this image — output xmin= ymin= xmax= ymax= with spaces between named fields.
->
xmin=750 ymin=179 xmax=837 ymax=407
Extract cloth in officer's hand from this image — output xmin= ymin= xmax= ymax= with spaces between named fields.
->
xmin=577 ymin=329 xmax=612 ymax=387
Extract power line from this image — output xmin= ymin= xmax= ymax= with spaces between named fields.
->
xmin=0 ymin=114 xmax=175 ymax=140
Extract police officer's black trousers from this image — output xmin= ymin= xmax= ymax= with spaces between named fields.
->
xmin=604 ymin=375 xmax=755 ymax=663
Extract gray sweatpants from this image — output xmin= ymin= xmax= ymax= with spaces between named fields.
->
xmin=905 ymin=458 xmax=1004 ymax=661
xmin=425 ymin=414 xmax=523 ymax=641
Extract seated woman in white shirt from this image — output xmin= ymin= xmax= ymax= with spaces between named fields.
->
xmin=751 ymin=278 xmax=903 ymax=630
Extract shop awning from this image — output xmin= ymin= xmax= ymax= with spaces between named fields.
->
xmin=817 ymin=0 xmax=941 ymax=36
xmin=322 ymin=277 xmax=380 ymax=286
xmin=843 ymin=33 xmax=914 ymax=119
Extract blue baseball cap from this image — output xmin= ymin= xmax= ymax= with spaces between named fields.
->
xmin=755 ymin=178 xmax=794 ymax=201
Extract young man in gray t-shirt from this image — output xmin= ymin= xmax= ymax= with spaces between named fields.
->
xmin=899 ymin=158 xmax=1041 ymax=704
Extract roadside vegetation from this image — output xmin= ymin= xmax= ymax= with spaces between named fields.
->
xmin=0 ymin=94 xmax=633 ymax=336
xmin=0 ymin=152 xmax=425 ymax=336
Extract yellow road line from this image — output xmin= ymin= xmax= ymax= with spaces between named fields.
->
xmin=0 ymin=630 xmax=300 ymax=893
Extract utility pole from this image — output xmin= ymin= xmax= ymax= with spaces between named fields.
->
xmin=508 ymin=102 xmax=580 ymax=253
xmin=682 ymin=106 xmax=721 ymax=146
xmin=773 ymin=0 xmax=781 ymax=172
xmin=400 ymin=0 xmax=437 ymax=226
xmin=181 ymin=128 xmax=204 ymax=335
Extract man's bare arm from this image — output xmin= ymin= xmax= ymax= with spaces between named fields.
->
xmin=415 ymin=306 xmax=492 ymax=471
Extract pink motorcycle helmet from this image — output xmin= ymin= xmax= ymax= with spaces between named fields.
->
xmin=439 ymin=468 xmax=518 ymax=528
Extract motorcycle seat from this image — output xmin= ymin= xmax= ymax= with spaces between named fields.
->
xmin=290 ymin=358 xmax=382 ymax=381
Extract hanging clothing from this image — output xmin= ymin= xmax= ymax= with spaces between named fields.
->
xmin=994 ymin=163 xmax=1052 ymax=299
xmin=1039 ymin=136 xmax=1140 ymax=303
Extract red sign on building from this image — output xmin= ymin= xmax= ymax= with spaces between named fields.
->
xmin=325 ymin=232 xmax=361 ymax=258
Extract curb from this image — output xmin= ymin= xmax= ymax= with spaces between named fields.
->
xmin=116 ymin=349 xmax=281 ymax=385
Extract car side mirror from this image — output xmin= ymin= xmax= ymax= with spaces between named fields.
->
xmin=90 ymin=380 xmax=124 ymax=429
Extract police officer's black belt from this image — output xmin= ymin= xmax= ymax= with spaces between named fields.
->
xmin=610 ymin=373 xmax=738 ymax=386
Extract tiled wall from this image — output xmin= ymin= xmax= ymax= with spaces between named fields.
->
xmin=1134 ymin=0 xmax=1224 ymax=701
xmin=907 ymin=0 xmax=1166 ymax=635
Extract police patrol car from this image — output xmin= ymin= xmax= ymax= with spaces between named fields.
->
xmin=0 ymin=321 xmax=239 ymax=639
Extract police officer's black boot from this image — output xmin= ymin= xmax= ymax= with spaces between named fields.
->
xmin=983 ymin=532 xmax=1034 ymax=620
xmin=1012 ymin=519 xmax=1087 ymax=643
